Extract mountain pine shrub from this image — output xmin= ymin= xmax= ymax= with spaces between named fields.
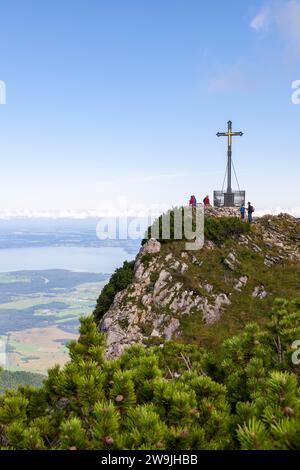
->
xmin=93 ymin=260 xmax=135 ymax=322
xmin=0 ymin=299 xmax=300 ymax=449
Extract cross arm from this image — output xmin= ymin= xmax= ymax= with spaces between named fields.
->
xmin=231 ymin=132 xmax=244 ymax=136
xmin=216 ymin=132 xmax=228 ymax=137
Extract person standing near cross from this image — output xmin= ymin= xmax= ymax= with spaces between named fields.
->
xmin=247 ymin=202 xmax=255 ymax=223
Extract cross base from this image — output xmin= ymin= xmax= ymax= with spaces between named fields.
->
xmin=224 ymin=192 xmax=235 ymax=207
xmin=214 ymin=190 xmax=246 ymax=208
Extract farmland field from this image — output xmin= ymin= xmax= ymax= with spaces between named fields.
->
xmin=0 ymin=269 xmax=109 ymax=373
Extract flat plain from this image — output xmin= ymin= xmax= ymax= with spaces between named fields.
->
xmin=0 ymin=270 xmax=108 ymax=373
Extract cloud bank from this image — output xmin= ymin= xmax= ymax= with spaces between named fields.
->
xmin=0 ymin=206 xmax=299 ymax=220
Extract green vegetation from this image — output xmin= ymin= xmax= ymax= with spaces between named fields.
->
xmin=204 ymin=216 xmax=250 ymax=244
xmin=0 ymin=370 xmax=44 ymax=394
xmin=140 ymin=252 xmax=159 ymax=267
xmin=0 ymin=212 xmax=298 ymax=449
xmin=0 ymin=300 xmax=300 ymax=450
xmin=142 ymin=207 xmax=249 ymax=245
xmin=139 ymin=213 xmax=300 ymax=355
xmin=0 ymin=268 xmax=109 ymax=373
xmin=175 ymin=245 xmax=300 ymax=352
xmin=93 ymin=261 xmax=135 ymax=323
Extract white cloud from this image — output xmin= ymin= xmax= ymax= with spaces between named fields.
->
xmin=250 ymin=0 xmax=300 ymax=53
xmin=0 ymin=206 xmax=299 ymax=220
xmin=255 ymin=206 xmax=300 ymax=217
xmin=277 ymin=0 xmax=300 ymax=50
xmin=250 ymin=5 xmax=271 ymax=31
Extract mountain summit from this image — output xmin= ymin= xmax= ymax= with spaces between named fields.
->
xmin=94 ymin=208 xmax=300 ymax=358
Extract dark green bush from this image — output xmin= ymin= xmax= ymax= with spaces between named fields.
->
xmin=204 ymin=216 xmax=250 ymax=245
xmin=93 ymin=261 xmax=135 ymax=322
xmin=142 ymin=208 xmax=250 ymax=246
xmin=1 ymin=300 xmax=300 ymax=449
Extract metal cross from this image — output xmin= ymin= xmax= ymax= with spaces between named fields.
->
xmin=216 ymin=121 xmax=243 ymax=193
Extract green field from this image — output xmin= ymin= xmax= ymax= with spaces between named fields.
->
xmin=0 ymin=270 xmax=107 ymax=373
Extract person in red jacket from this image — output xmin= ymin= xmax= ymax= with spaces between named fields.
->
xmin=189 ymin=195 xmax=197 ymax=206
xmin=203 ymin=195 xmax=210 ymax=206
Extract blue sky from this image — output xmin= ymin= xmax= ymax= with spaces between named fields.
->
xmin=0 ymin=0 xmax=299 ymax=216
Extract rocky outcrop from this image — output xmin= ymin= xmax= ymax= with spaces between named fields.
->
xmin=224 ymin=252 xmax=240 ymax=271
xmin=234 ymin=276 xmax=248 ymax=291
xmin=99 ymin=236 xmax=234 ymax=358
xmin=204 ymin=206 xmax=240 ymax=218
xmin=98 ymin=211 xmax=300 ymax=358
xmin=252 ymin=285 xmax=267 ymax=299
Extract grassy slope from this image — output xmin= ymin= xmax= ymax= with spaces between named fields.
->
xmin=160 ymin=219 xmax=300 ymax=354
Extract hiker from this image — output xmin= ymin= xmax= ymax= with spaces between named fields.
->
xmin=247 ymin=202 xmax=255 ymax=223
xmin=240 ymin=204 xmax=246 ymax=220
xmin=203 ymin=195 xmax=210 ymax=206
xmin=189 ymin=195 xmax=197 ymax=206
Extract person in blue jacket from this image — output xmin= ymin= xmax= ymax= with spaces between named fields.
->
xmin=239 ymin=204 xmax=246 ymax=220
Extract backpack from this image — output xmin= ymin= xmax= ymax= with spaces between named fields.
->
xmin=251 ymin=206 xmax=255 ymax=213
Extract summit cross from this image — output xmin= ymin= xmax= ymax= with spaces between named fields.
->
xmin=216 ymin=121 xmax=243 ymax=193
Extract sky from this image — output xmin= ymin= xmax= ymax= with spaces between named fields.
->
xmin=0 ymin=0 xmax=299 ymax=217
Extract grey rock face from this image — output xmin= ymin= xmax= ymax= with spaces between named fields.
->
xmin=98 ymin=235 xmax=232 ymax=358
xmin=140 ymin=238 xmax=161 ymax=255
xmin=252 ymin=285 xmax=267 ymax=299
xmin=234 ymin=276 xmax=248 ymax=291
xmin=224 ymin=252 xmax=240 ymax=271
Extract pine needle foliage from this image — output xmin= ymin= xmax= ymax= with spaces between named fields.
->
xmin=1 ymin=301 xmax=300 ymax=449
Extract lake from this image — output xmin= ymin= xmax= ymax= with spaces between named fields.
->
xmin=0 ymin=221 xmax=140 ymax=373
xmin=0 ymin=246 xmax=135 ymax=273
